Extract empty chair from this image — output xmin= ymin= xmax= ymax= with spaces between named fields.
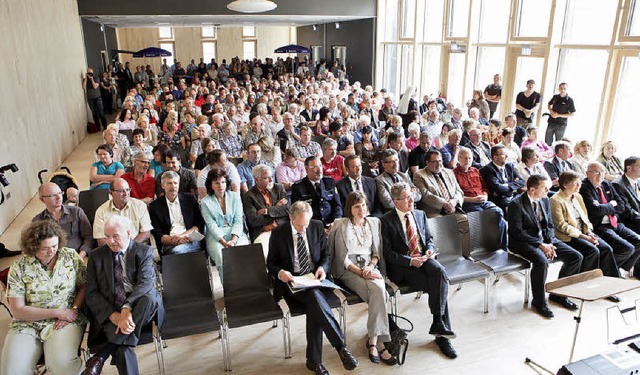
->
xmin=77 ymin=189 xmax=110 ymax=226
xmin=428 ymin=215 xmax=491 ymax=313
xmin=468 ymin=210 xmax=531 ymax=303
xmin=220 ymin=244 xmax=289 ymax=371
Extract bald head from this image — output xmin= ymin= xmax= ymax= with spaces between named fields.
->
xmin=38 ymin=182 xmax=63 ymax=211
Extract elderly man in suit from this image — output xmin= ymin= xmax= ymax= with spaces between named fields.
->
xmin=581 ymin=161 xmax=640 ymax=278
xmin=267 ymin=201 xmax=358 ymax=375
xmin=149 ymin=171 xmax=204 ymax=256
xmin=543 ymin=141 xmax=574 ymax=191
xmin=481 ymin=145 xmax=526 ymax=212
xmin=413 ymin=149 xmax=465 ymax=218
xmin=507 ymin=174 xmax=583 ymax=319
xmin=291 ymin=156 xmax=342 ymax=229
xmin=337 ymin=155 xmax=383 ymax=217
xmin=84 ymin=215 xmax=163 ymax=375
xmin=464 ymin=128 xmax=491 ymax=169
xmin=242 ymin=164 xmax=290 ymax=257
xmin=381 ymin=182 xmax=458 ymax=359
xmin=376 ymin=149 xmax=422 ymax=212
xmin=613 ymin=156 xmax=640 ymax=234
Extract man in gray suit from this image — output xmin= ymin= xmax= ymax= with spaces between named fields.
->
xmin=412 ymin=149 xmax=465 ymax=217
xmin=376 ymin=149 xmax=421 ymax=212
xmin=84 ymin=215 xmax=163 ymax=375
xmin=613 ymin=156 xmax=640 ymax=234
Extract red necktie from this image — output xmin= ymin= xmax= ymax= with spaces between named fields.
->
xmin=405 ymin=213 xmax=420 ymax=257
xmin=597 ymin=186 xmax=618 ymax=228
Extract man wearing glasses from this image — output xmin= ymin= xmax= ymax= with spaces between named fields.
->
xmin=122 ymin=151 xmax=156 ymax=205
xmin=93 ymin=178 xmax=152 ymax=247
xmin=33 ymin=182 xmax=93 ymax=259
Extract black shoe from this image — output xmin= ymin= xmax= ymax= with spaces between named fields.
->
xmin=429 ymin=321 xmax=457 ymax=339
xmin=306 ymin=361 xmax=329 ymax=375
xmin=606 ymin=295 xmax=621 ymax=303
xmin=549 ymin=295 xmax=578 ymax=311
xmin=378 ymin=348 xmax=398 ymax=366
xmin=337 ymin=347 xmax=358 ymax=370
xmin=533 ymin=303 xmax=554 ymax=318
xmin=365 ymin=341 xmax=380 ymax=364
xmin=434 ymin=336 xmax=458 ymax=359
xmin=82 ymin=356 xmax=106 ymax=375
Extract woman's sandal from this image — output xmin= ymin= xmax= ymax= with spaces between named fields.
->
xmin=365 ymin=341 xmax=381 ymax=364
xmin=378 ymin=348 xmax=398 ymax=366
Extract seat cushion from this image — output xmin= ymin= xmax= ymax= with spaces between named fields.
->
xmin=441 ymin=257 xmax=490 ymax=285
xmin=473 ymin=249 xmax=531 ymax=274
xmin=225 ymin=292 xmax=284 ymax=328
xmin=162 ymin=300 xmax=220 ymax=340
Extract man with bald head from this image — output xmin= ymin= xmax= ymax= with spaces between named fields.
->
xmin=93 ymin=178 xmax=152 ymax=247
xmin=33 ymin=182 xmax=93 ymax=258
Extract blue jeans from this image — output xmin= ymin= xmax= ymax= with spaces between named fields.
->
xmin=161 ymin=241 xmax=200 ymax=256
xmin=463 ymin=200 xmax=508 ymax=249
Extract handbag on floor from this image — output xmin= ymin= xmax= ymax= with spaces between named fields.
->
xmin=385 ymin=313 xmax=413 ymax=365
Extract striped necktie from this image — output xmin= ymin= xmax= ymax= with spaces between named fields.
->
xmin=405 ymin=213 xmax=421 ymax=257
xmin=114 ymin=252 xmax=126 ymax=308
xmin=296 ymin=233 xmax=312 ymax=275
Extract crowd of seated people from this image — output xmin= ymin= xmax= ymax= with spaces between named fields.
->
xmin=3 ymin=54 xmax=640 ymax=374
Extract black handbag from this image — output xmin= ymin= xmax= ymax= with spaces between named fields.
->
xmin=384 ymin=313 xmax=413 ymax=365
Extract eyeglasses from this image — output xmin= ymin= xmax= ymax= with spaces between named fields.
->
xmin=111 ymin=188 xmax=131 ymax=194
xmin=587 ymin=171 xmax=602 ymax=175
xmin=393 ymin=195 xmax=413 ymax=202
xmin=135 ymin=160 xmax=151 ymax=164
xmin=41 ymin=191 xmax=63 ymax=198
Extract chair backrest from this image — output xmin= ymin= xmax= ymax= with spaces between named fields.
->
xmin=467 ymin=210 xmax=502 ymax=257
xmin=428 ymin=215 xmax=463 ymax=263
xmin=222 ymin=244 xmax=270 ymax=294
xmin=119 ymin=129 xmax=134 ymax=145
xmin=77 ymin=189 xmax=110 ymax=226
xmin=228 ymin=157 xmax=243 ymax=167
xmin=161 ymin=252 xmax=213 ymax=307
xmin=311 ymin=135 xmax=325 ymax=146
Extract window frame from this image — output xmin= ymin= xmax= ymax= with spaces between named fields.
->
xmin=509 ymin=0 xmax=552 ymax=42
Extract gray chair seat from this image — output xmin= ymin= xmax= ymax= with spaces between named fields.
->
xmin=226 ymin=292 xmax=284 ymax=328
xmin=472 ymin=248 xmax=531 ymax=275
xmin=440 ymin=257 xmax=491 ymax=285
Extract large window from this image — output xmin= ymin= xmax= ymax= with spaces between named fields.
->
xmin=383 ymin=0 xmax=399 ymax=42
xmin=626 ymin=0 xmax=640 ymax=36
xmin=418 ymin=45 xmax=442 ymax=98
xmin=202 ymin=42 xmax=216 ymax=64
xmin=514 ymin=0 xmax=552 ymax=38
xmin=447 ymin=52 xmax=466 ymax=107
xmin=382 ymin=44 xmax=398 ymax=96
xmin=202 ymin=25 xmax=216 ymax=38
xmin=242 ymin=26 xmax=256 ymax=38
xmin=158 ymin=26 xmax=173 ymax=39
xmin=478 ymin=0 xmax=511 ymax=43
xmin=473 ymin=47 xmax=505 ymax=97
xmin=243 ymin=41 xmax=256 ymax=60
xmin=562 ymin=0 xmax=617 ymax=44
xmin=400 ymin=0 xmax=416 ymax=39
xmin=447 ymin=0 xmax=470 ymax=38
xmin=417 ymin=0 xmax=444 ymax=42
xmin=398 ymin=45 xmax=414 ymax=94
xmin=610 ymin=56 xmax=640 ymax=155
xmin=159 ymin=42 xmax=175 ymax=67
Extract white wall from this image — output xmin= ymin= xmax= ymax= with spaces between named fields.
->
xmin=0 ymin=0 xmax=87 ymax=234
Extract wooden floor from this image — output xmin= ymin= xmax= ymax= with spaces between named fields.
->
xmin=1 ymin=132 xmax=639 ymax=375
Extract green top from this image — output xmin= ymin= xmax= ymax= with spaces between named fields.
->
xmin=6 ymin=247 xmax=86 ymax=340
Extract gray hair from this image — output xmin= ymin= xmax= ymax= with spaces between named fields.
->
xmin=458 ymin=146 xmax=472 ymax=158
xmin=251 ymin=164 xmax=272 ymax=180
xmin=390 ymin=182 xmax=411 ymax=201
xmin=104 ymin=215 xmax=132 ymax=232
xmin=134 ymin=150 xmax=153 ymax=161
xmin=448 ymin=129 xmax=462 ymax=138
xmin=359 ymin=115 xmax=371 ymax=126
xmin=290 ymin=201 xmax=313 ymax=219
xmin=322 ymin=138 xmax=337 ymax=150
xmin=161 ymin=170 xmax=180 ymax=182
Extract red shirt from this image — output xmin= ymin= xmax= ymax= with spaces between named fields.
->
xmin=453 ymin=166 xmax=488 ymax=197
xmin=322 ymin=155 xmax=345 ymax=182
xmin=122 ymin=172 xmax=156 ymax=200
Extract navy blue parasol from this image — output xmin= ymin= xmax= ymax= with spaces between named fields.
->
xmin=274 ymin=44 xmax=311 ymax=54
xmin=132 ymin=47 xmax=173 ymax=58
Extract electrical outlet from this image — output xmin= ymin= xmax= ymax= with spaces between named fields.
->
xmin=5 ymin=192 xmax=10 ymax=200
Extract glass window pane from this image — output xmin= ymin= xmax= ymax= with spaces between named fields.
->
xmin=478 ymin=0 xmax=510 ymax=43
xmin=419 ymin=0 xmax=444 ymax=42
xmin=447 ymin=52 xmax=466 ymax=107
xmin=243 ymin=41 xmax=256 ymax=60
xmin=399 ymin=45 xmax=414 ymax=94
xmin=159 ymin=42 xmax=175 ymax=67
xmin=515 ymin=0 xmax=552 ymax=38
xmin=474 ymin=47 xmax=505 ymax=116
xmin=555 ymin=49 xmax=609 ymax=146
xmin=562 ymin=0 xmax=617 ymax=44
xmin=418 ymin=45 xmax=442 ymax=98
xmin=382 ymin=44 xmax=398 ymax=96
xmin=401 ymin=0 xmax=416 ymax=38
xmin=627 ymin=0 xmax=640 ymax=36
xmin=203 ymin=42 xmax=216 ymax=63
xmin=159 ymin=26 xmax=172 ymax=39
xmin=610 ymin=56 xmax=640 ymax=156
xmin=202 ymin=26 xmax=216 ymax=38
xmin=384 ymin=0 xmax=399 ymax=41
xmin=448 ymin=0 xmax=470 ymax=38
xmin=243 ymin=26 xmax=256 ymax=37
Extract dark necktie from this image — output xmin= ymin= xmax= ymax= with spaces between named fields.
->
xmin=355 ymin=179 xmax=361 ymax=192
xmin=392 ymin=174 xmax=399 ymax=183
xmin=114 ymin=252 xmax=126 ymax=308
xmin=314 ymin=182 xmax=321 ymax=195
xmin=297 ymin=233 xmax=311 ymax=275
xmin=597 ymin=186 xmax=618 ymax=228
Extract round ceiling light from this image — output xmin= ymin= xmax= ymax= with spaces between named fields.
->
xmin=227 ymin=0 xmax=277 ymax=13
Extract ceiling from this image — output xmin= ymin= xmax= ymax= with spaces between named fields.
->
xmin=83 ymin=14 xmax=371 ymax=28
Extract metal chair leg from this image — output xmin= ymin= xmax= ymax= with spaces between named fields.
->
xmin=285 ymin=310 xmax=292 ymax=359
xmin=272 ymin=319 xmax=278 ymax=328
xmin=415 ymin=291 xmax=423 ymax=300
xmin=152 ymin=321 xmax=166 ymax=375
xmin=483 ymin=277 xmax=489 ymax=314
xmin=524 ymin=269 xmax=530 ymax=304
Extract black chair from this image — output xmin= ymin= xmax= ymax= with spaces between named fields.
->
xmin=119 ymin=129 xmax=134 ymax=145
xmin=159 ymin=251 xmax=221 ymax=374
xmin=428 ymin=215 xmax=491 ymax=313
xmin=220 ymin=244 xmax=289 ymax=371
xmin=77 ymin=189 xmax=110 ymax=226
xmin=228 ymin=157 xmax=243 ymax=167
xmin=467 ymin=210 xmax=532 ymax=304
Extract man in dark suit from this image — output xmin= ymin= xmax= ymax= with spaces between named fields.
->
xmin=381 ymin=182 xmax=458 ymax=359
xmin=581 ymin=161 xmax=640 ymax=278
xmin=267 ymin=201 xmax=357 ymax=375
xmin=336 ymin=155 xmax=383 ymax=217
xmin=387 ymin=132 xmax=409 ymax=173
xmin=291 ymin=156 xmax=342 ymax=229
xmin=149 ymin=170 xmax=204 ymax=256
xmin=481 ymin=145 xmax=526 ymax=212
xmin=84 ymin=215 xmax=163 ymax=375
xmin=464 ymin=128 xmax=491 ymax=169
xmin=613 ymin=156 xmax=640 ymax=234
xmin=507 ymin=174 xmax=584 ymax=318
xmin=300 ymin=98 xmax=319 ymax=123
xmin=543 ymin=141 xmax=573 ymax=191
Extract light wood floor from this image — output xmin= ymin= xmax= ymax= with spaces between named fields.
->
xmin=1 ymin=132 xmax=639 ymax=375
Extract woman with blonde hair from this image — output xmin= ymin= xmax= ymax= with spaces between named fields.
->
xmin=596 ymin=140 xmax=624 ymax=181
xmin=257 ymin=136 xmax=281 ymax=170
xmin=570 ymin=140 xmax=593 ymax=178
xmin=137 ymin=114 xmax=157 ymax=146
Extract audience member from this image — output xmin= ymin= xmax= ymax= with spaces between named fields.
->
xmin=514 ymin=80 xmax=541 ymax=127
xmin=156 ymin=150 xmax=198 ymax=197
xmin=122 ymin=151 xmax=156 ymax=204
xmin=596 ymin=140 xmax=624 ymax=181
xmin=321 ymin=138 xmax=345 ymax=182
xmin=613 ymin=156 xmax=640 ymax=234
xmin=237 ymin=143 xmax=271 ymax=192
xmin=376 ymin=149 xmax=422 ymax=212
xmin=412 ymin=150 xmax=465 ymax=217
xmin=90 ymin=144 xmax=125 ymax=190
xmin=543 ymin=141 xmax=574 ymax=191
xmin=480 ymin=145 xmax=525 ymax=211
xmin=291 ymin=156 xmax=343 ymax=228
xmin=546 ymin=82 xmax=576 ymax=146
xmin=337 ymin=155 xmax=383 ymax=218
xmin=570 ymin=140 xmax=593 ymax=179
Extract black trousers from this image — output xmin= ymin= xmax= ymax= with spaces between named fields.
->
xmin=285 ymin=288 xmax=344 ymax=364
xmin=566 ymin=236 xmax=619 ymax=277
xmin=511 ymin=241 xmax=583 ymax=307
xmin=594 ymin=223 xmax=640 ymax=273
xmin=88 ymin=97 xmax=107 ymax=130
xmin=389 ymin=259 xmax=452 ymax=330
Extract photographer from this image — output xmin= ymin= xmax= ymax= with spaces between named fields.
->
xmin=83 ymin=68 xmax=108 ymax=130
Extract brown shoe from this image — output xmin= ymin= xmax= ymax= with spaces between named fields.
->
xmin=82 ymin=356 xmax=105 ymax=375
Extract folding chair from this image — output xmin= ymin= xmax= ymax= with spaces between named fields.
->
xmin=429 ymin=215 xmax=491 ymax=313
xmin=77 ymin=189 xmax=110 ymax=226
xmin=467 ymin=210 xmax=531 ymax=304
xmin=220 ymin=244 xmax=289 ymax=371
